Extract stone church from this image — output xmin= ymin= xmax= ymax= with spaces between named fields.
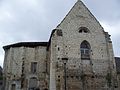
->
xmin=2 ymin=0 xmax=120 ymax=90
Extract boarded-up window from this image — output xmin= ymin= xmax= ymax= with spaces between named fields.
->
xmin=29 ymin=77 xmax=37 ymax=90
xmin=11 ymin=84 xmax=16 ymax=90
xmin=31 ymin=62 xmax=37 ymax=73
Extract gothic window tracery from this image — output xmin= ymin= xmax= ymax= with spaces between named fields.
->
xmin=80 ymin=40 xmax=91 ymax=60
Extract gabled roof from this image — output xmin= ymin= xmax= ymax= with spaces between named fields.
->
xmin=3 ymin=0 xmax=105 ymax=51
xmin=47 ymin=0 xmax=105 ymax=50
xmin=56 ymin=0 xmax=104 ymax=32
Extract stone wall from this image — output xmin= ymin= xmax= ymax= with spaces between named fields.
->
xmin=3 ymin=1 xmax=119 ymax=90
xmin=49 ymin=1 xmax=118 ymax=90
xmin=3 ymin=46 xmax=48 ymax=90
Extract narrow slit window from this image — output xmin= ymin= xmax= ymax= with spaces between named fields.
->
xmin=31 ymin=62 xmax=37 ymax=73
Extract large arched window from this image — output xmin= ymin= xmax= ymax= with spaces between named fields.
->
xmin=80 ymin=41 xmax=91 ymax=60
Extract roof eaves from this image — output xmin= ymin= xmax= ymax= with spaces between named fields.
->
xmin=3 ymin=42 xmax=48 ymax=50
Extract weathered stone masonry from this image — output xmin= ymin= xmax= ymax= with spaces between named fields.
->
xmin=3 ymin=0 xmax=120 ymax=90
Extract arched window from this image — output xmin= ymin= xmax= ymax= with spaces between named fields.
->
xmin=80 ymin=41 xmax=91 ymax=60
xmin=79 ymin=27 xmax=90 ymax=33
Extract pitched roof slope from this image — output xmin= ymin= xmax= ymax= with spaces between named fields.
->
xmin=3 ymin=42 xmax=48 ymax=50
xmin=56 ymin=0 xmax=105 ymax=34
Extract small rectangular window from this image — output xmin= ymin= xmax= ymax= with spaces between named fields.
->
xmin=31 ymin=62 xmax=37 ymax=73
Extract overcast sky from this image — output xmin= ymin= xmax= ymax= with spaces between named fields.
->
xmin=0 ymin=0 xmax=120 ymax=67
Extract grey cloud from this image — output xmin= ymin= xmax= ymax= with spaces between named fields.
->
xmin=83 ymin=0 xmax=120 ymax=22
xmin=0 ymin=0 xmax=120 ymax=66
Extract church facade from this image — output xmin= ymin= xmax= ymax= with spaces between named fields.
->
xmin=3 ymin=0 xmax=120 ymax=90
